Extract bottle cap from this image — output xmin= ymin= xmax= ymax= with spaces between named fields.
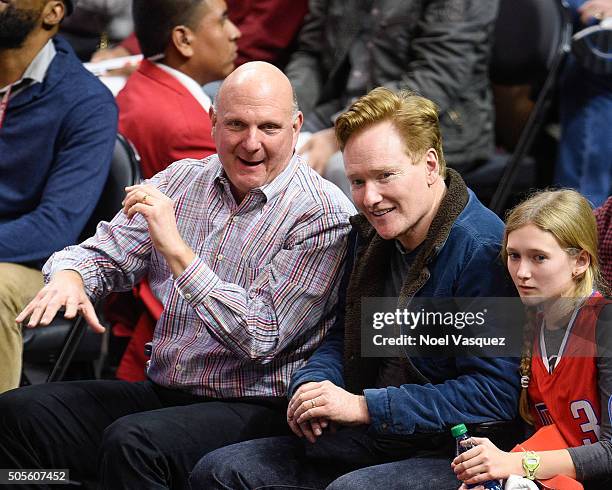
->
xmin=450 ymin=423 xmax=468 ymax=437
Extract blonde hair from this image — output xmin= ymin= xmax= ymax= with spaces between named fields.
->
xmin=335 ymin=87 xmax=446 ymax=177
xmin=502 ymin=189 xmax=605 ymax=423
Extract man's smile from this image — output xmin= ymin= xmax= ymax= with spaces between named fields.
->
xmin=238 ymin=156 xmax=264 ymax=166
xmin=370 ymin=207 xmax=395 ymax=217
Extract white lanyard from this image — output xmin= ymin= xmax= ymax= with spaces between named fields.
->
xmin=539 ymin=305 xmax=580 ymax=374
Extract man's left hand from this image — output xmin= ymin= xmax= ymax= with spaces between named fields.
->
xmin=123 ymin=184 xmax=195 ymax=277
xmin=287 ymin=380 xmax=371 ymax=426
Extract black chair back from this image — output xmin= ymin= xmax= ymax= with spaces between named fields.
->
xmin=78 ymin=134 xmax=142 ymax=241
xmin=490 ymin=0 xmax=569 ymax=85
xmin=488 ymin=0 xmax=572 ymax=214
xmin=22 ymin=134 xmax=141 ymax=380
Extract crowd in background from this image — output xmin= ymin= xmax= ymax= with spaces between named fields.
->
xmin=1 ymin=0 xmax=611 ymax=489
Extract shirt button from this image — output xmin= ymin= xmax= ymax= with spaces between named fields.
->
xmin=217 ymin=254 xmax=224 ymax=261
xmin=352 ymin=70 xmax=362 ymax=78
xmin=185 ymin=293 xmax=192 ymax=300
xmin=231 ymin=216 xmax=238 ymax=223
xmin=371 ymin=7 xmax=380 ymax=15
xmin=175 ymin=364 xmax=182 ymax=371
xmin=381 ymin=423 xmax=388 ymax=430
xmin=248 ymin=291 xmax=256 ymax=299
xmin=196 ymin=332 xmax=203 ymax=338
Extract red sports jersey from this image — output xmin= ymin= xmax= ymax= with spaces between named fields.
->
xmin=528 ymin=294 xmax=610 ymax=447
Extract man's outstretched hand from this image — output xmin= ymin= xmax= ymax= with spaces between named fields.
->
xmin=16 ymin=270 xmax=105 ymax=333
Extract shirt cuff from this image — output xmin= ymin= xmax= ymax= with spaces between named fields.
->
xmin=43 ymin=261 xmax=102 ymax=300
xmin=364 ymin=387 xmax=393 ymax=434
xmin=173 ymin=256 xmax=220 ymax=306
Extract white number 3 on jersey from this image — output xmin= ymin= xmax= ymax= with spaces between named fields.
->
xmin=570 ymin=400 xmax=600 ymax=444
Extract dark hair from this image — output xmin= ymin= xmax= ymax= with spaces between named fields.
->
xmin=132 ymin=0 xmax=208 ymax=58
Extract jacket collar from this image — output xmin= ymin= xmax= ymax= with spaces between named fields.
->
xmin=154 ymin=61 xmax=211 ymax=111
xmin=10 ymin=36 xmax=79 ymax=109
xmin=137 ymin=59 xmax=197 ymax=98
xmin=136 ymin=58 xmax=206 ymax=102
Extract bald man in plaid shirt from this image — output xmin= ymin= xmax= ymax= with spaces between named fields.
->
xmin=1 ymin=61 xmax=355 ymax=489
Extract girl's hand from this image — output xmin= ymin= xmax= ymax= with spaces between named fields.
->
xmin=451 ymin=437 xmax=522 ymax=485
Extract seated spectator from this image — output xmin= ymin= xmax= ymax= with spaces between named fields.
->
xmin=555 ymin=0 xmax=612 ymax=206
xmin=93 ymin=0 xmax=308 ymax=70
xmin=189 ymin=87 xmax=519 ymax=490
xmin=453 ymin=190 xmax=612 ymax=489
xmin=0 ymin=0 xmax=117 ymax=393
xmin=289 ymin=0 xmax=499 ymax=196
xmin=0 ymin=61 xmax=355 ymax=488
xmin=117 ymin=0 xmax=240 ymax=178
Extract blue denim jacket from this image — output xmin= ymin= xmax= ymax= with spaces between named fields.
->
xmin=289 ymin=174 xmax=520 ymax=436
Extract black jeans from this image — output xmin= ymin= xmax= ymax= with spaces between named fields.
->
xmin=0 ymin=380 xmax=289 ymax=489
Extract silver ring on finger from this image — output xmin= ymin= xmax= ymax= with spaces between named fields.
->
xmin=310 ymin=398 xmax=316 ymax=409
xmin=142 ymin=193 xmax=149 ymax=204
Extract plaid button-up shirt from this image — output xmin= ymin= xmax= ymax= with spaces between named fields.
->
xmin=595 ymin=196 xmax=612 ymax=286
xmin=44 ymin=154 xmax=355 ymax=397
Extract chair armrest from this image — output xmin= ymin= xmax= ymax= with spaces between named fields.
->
xmin=22 ymin=314 xmax=76 ymax=364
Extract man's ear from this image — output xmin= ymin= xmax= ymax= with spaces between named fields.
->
xmin=171 ymin=26 xmax=194 ymax=58
xmin=42 ymin=1 xmax=66 ymax=28
xmin=291 ymin=111 xmax=304 ymax=152
xmin=292 ymin=111 xmax=304 ymax=134
xmin=210 ymin=105 xmax=217 ymax=136
xmin=424 ymin=148 xmax=439 ymax=186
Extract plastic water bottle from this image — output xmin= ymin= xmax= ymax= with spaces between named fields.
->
xmin=451 ymin=424 xmax=503 ymax=490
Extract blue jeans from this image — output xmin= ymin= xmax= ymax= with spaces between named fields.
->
xmin=555 ymin=56 xmax=612 ymax=207
xmin=189 ymin=432 xmax=460 ymax=490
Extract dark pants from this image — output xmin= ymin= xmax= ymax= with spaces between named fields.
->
xmin=0 ymin=380 xmax=289 ymax=489
xmin=189 ymin=428 xmax=461 ymax=490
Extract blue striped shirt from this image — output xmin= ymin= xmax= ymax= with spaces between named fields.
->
xmin=44 ymin=154 xmax=355 ymax=397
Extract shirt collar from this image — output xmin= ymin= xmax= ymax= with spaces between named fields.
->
xmin=212 ymin=153 xmax=303 ymax=206
xmin=154 ymin=62 xmax=211 ymax=112
xmin=0 ymin=39 xmax=56 ymax=95
xmin=24 ymin=39 xmax=56 ymax=84
xmin=258 ymin=153 xmax=301 ymax=202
